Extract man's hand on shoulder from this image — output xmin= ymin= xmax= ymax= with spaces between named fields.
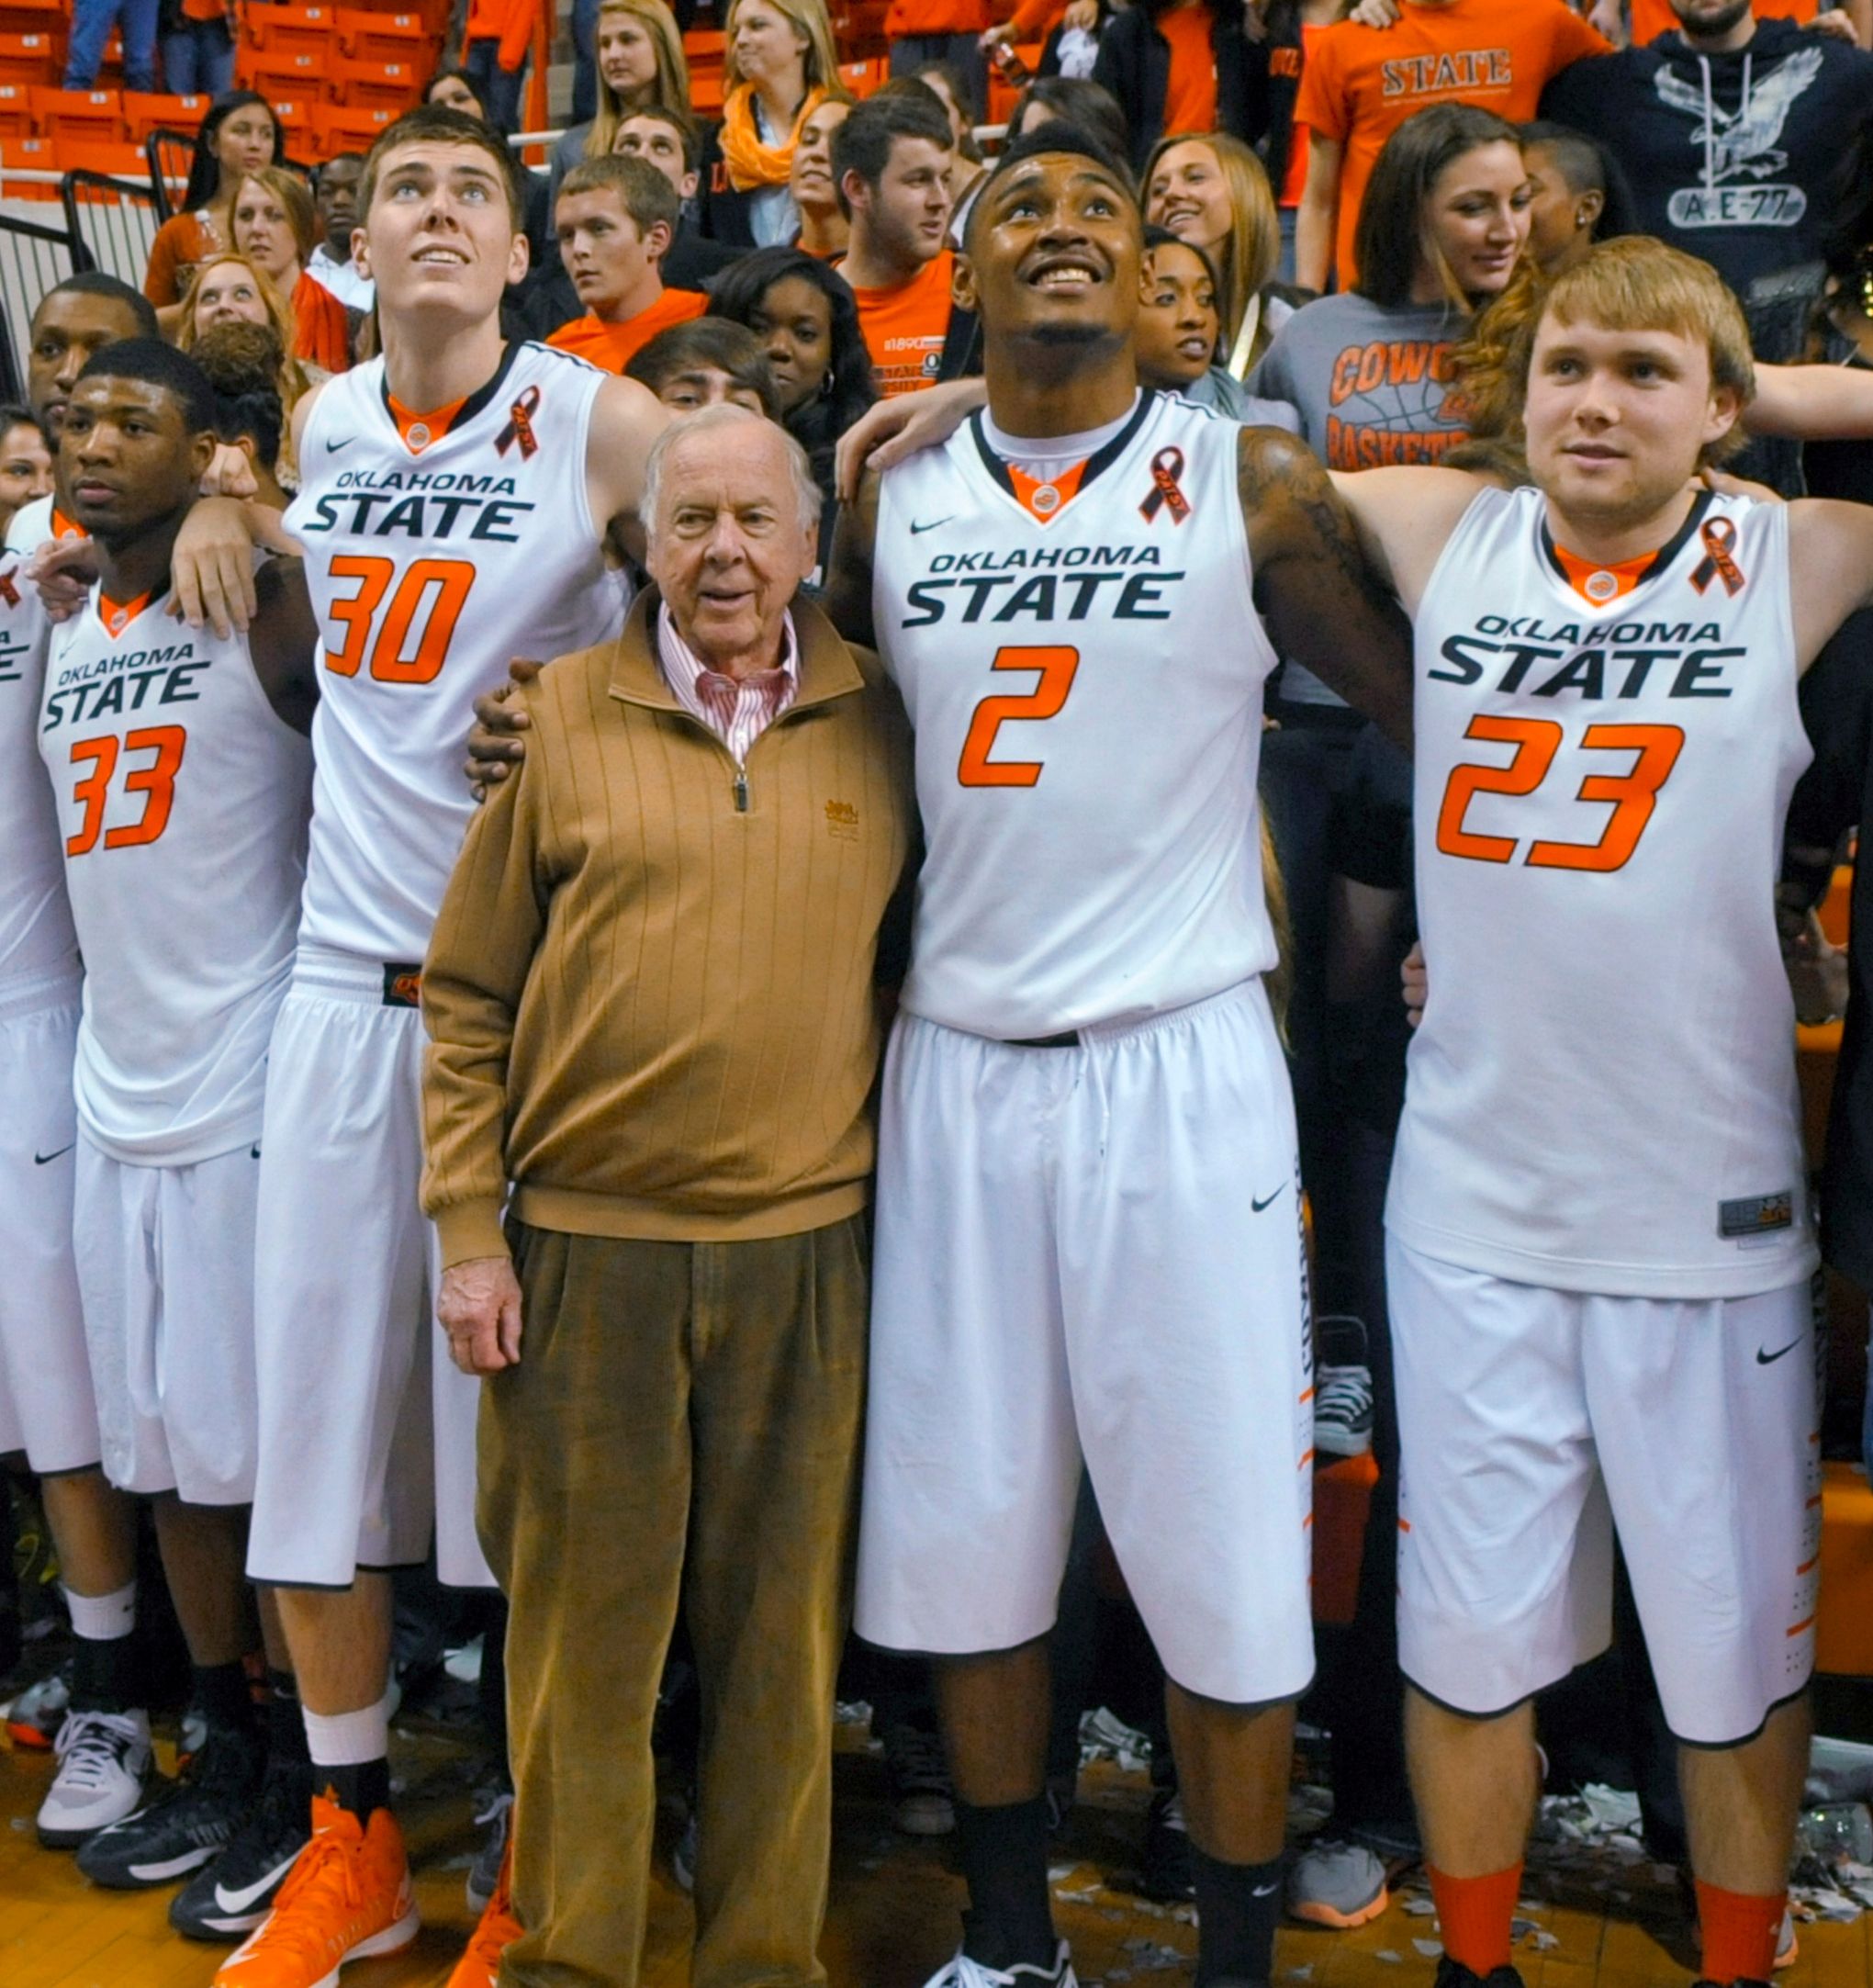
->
xmin=836 ymin=378 xmax=985 ymax=501
xmin=465 ymin=657 xmax=544 ymax=795
xmin=438 ymin=1255 xmax=524 ymax=1375
xmin=172 ymin=495 xmax=263 ymax=637
xmin=23 ymin=534 xmax=97 ymax=623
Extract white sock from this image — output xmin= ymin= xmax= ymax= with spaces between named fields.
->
xmin=63 ymin=1579 xmax=135 ymax=1641
xmin=303 ymin=1690 xmax=392 ymax=1769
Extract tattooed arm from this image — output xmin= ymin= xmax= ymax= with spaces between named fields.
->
xmin=1239 ymin=429 xmax=1431 ymax=751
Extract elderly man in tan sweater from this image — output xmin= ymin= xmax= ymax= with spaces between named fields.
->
xmin=419 ymin=404 xmax=913 ymax=1988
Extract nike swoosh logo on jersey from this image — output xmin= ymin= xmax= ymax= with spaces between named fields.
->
xmin=33 ymin=1143 xmax=73 ymax=1165
xmin=1251 ymin=1184 xmax=1285 ymax=1212
xmin=214 ymin=1847 xmax=303 ymax=1915
xmin=325 ymin=436 xmax=355 ymax=453
xmin=909 ymin=516 xmax=954 ymax=534
xmin=1756 ymin=1341 xmax=1801 ymax=1365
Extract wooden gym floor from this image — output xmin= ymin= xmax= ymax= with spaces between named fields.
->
xmin=3 ymin=1711 xmax=1872 ymax=1988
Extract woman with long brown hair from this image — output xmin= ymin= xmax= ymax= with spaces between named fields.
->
xmin=698 ymin=0 xmax=841 ymax=246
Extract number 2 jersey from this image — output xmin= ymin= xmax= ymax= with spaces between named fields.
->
xmin=1388 ymin=485 xmax=1816 ymax=1297
xmin=873 ymin=391 xmax=1280 ymax=1039
xmin=39 ymin=580 xmax=312 ymax=1164
xmin=283 ymin=342 xmax=623 ymax=963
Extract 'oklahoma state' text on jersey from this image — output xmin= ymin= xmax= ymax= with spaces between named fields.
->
xmin=1389 ymin=485 xmax=1815 ymax=1297
xmin=39 ymin=583 xmax=311 ymax=1165
xmin=284 ymin=343 xmax=622 ymax=963
xmin=873 ymin=391 xmax=1280 ymax=1039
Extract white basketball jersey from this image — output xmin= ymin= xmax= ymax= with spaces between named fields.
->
xmin=875 ymin=391 xmax=1279 ymax=1039
xmin=1388 ymin=486 xmax=1815 ymax=1298
xmin=1 ymin=499 xmax=79 ymax=985
xmin=284 ymin=343 xmax=622 ymax=962
xmin=39 ymin=582 xmax=312 ymax=1165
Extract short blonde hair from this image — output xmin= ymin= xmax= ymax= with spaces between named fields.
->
xmin=1459 ymin=235 xmax=1755 ymax=465
xmin=723 ymin=0 xmax=841 ymax=96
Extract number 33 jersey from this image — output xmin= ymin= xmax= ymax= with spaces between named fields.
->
xmin=1389 ymin=484 xmax=1816 ymax=1298
xmin=39 ymin=584 xmax=312 ymax=1164
xmin=284 ymin=343 xmax=622 ymax=963
xmin=873 ymin=391 xmax=1280 ymax=1040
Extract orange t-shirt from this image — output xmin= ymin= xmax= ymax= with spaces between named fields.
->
xmin=546 ymin=288 xmax=709 ymax=373
xmin=848 ymin=250 xmax=956 ymax=399
xmin=1161 ymin=4 xmax=1219 ymax=139
xmin=1629 ymin=0 xmax=1815 ymax=42
xmin=291 ymin=270 xmax=352 ymax=373
xmin=1297 ymin=0 xmax=1609 ymax=287
xmin=1279 ymin=20 xmax=1329 ymax=208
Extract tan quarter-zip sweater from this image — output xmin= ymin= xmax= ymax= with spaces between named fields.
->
xmin=420 ymin=587 xmax=914 ymax=1267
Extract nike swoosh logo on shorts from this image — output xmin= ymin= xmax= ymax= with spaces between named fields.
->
xmin=1756 ymin=1341 xmax=1801 ymax=1365
xmin=909 ymin=516 xmax=954 ymax=534
xmin=1251 ymin=1184 xmax=1285 ymax=1212
xmin=33 ymin=1143 xmax=73 ymax=1164
xmin=215 ymin=1848 xmax=303 ymax=1915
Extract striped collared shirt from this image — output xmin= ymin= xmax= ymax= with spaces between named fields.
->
xmin=656 ymin=601 xmax=800 ymax=766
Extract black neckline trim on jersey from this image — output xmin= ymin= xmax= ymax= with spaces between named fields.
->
xmin=1540 ymin=485 xmax=1714 ymax=590
xmin=377 ymin=338 xmax=526 ymax=436
xmin=968 ymin=388 xmax=1160 ymax=505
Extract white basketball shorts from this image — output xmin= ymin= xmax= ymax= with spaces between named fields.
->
xmin=1389 ymin=1238 xmax=1821 ymax=1747
xmin=73 ymin=1137 xmax=261 ymax=1503
xmin=246 ymin=947 xmax=492 ymax=1590
xmin=855 ymin=980 xmax=1317 ymax=1707
xmin=0 ymin=968 xmax=100 ymax=1474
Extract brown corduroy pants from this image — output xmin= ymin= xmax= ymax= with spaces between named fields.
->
xmin=477 ymin=1214 xmax=870 ymax=1988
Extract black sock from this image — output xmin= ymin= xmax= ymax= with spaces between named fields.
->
xmin=1193 ymin=1847 xmax=1285 ymax=1986
xmin=320 ymin=1757 xmax=391 ymax=1822
xmin=193 ymin=1660 xmax=256 ymax=1732
xmin=70 ymin=1630 xmax=139 ymax=1714
xmin=954 ymin=1794 xmax=1056 ymax=1970
xmin=267 ymin=1669 xmax=310 ymax=1765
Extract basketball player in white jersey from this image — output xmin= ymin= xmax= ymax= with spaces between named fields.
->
xmin=1274 ymin=235 xmax=1873 ymax=1988
xmin=827 ymin=128 xmax=1412 ymax=1988
xmin=155 ymin=105 xmax=667 ymax=1986
xmin=0 ymin=275 xmax=173 ymax=1848
xmin=31 ymin=341 xmax=321 ymax=1907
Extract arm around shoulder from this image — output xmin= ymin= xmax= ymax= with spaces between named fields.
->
xmin=587 ymin=373 xmax=671 ymax=565
xmin=1789 ymin=499 xmax=1873 ymax=672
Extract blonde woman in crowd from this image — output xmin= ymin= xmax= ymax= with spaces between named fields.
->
xmin=174 ymin=251 xmax=322 ymax=487
xmin=699 ymin=0 xmax=841 ymax=245
xmin=229 ymin=167 xmax=354 ymax=373
xmin=1144 ymin=129 xmax=1289 ymax=375
xmin=548 ymin=0 xmax=691 ymax=212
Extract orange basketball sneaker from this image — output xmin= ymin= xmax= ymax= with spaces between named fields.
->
xmin=448 ymin=1830 xmax=522 ymax=1987
xmin=212 ymin=1792 xmax=418 ymax=1987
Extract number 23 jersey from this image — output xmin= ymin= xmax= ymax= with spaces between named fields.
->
xmin=873 ymin=391 xmax=1280 ymax=1040
xmin=284 ymin=343 xmax=622 ymax=963
xmin=1389 ymin=485 xmax=1815 ymax=1297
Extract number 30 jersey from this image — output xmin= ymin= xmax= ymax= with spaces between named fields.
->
xmin=874 ymin=391 xmax=1280 ymax=1039
xmin=284 ymin=342 xmax=622 ymax=963
xmin=39 ymin=585 xmax=312 ymax=1164
xmin=1388 ymin=485 xmax=1815 ymax=1298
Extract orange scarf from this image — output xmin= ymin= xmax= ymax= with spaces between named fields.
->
xmin=718 ymin=83 xmax=824 ymax=193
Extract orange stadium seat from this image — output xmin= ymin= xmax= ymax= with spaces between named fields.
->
xmin=336 ymin=7 xmax=429 ymax=63
xmin=0 ymin=33 xmax=60 ymax=85
xmin=0 ymin=0 xmax=62 ymax=31
xmin=240 ymin=48 xmax=331 ymax=100
xmin=266 ymin=95 xmax=319 ymax=156
xmin=0 ymin=81 xmax=30 ymax=140
xmin=50 ymin=136 xmax=148 ymax=179
xmin=311 ymin=101 xmax=398 ymax=159
xmin=121 ymin=90 xmax=209 ymax=139
xmin=836 ymin=57 xmax=886 ymax=96
xmin=245 ymin=3 xmax=339 ymax=60
xmin=690 ymin=71 xmax=724 ymax=114
xmin=683 ymin=28 xmax=727 ymax=61
xmin=29 ymin=86 xmax=127 ymax=143
xmin=333 ymin=57 xmax=419 ymax=111
xmin=0 ymin=132 xmax=60 ymax=195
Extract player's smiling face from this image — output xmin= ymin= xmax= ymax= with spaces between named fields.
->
xmin=958 ymin=152 xmax=1140 ymax=349
xmin=61 ymin=379 xmax=211 ymax=545
xmin=359 ymin=141 xmax=529 ymax=316
xmin=1525 ymin=314 xmax=1740 ymax=529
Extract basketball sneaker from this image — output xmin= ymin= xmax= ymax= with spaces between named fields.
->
xmin=1313 ymin=1315 xmax=1375 ymax=1458
xmin=449 ymin=1830 xmax=522 ymax=1986
xmin=1287 ymin=1835 xmax=1389 ymax=1928
xmin=1432 ymin=1960 xmax=1525 ymax=1988
xmin=210 ymin=1793 xmax=418 ymax=1985
xmin=171 ymin=1754 xmax=316 ymax=1940
xmin=6 ymin=1656 xmax=73 ymax=1749
xmin=919 ymin=1942 xmax=1079 ymax=1988
xmin=78 ymin=1717 xmax=265 ymax=1888
xmin=37 ymin=1705 xmax=152 ymax=1848
xmin=465 ymin=1785 xmax=511 ymax=1913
